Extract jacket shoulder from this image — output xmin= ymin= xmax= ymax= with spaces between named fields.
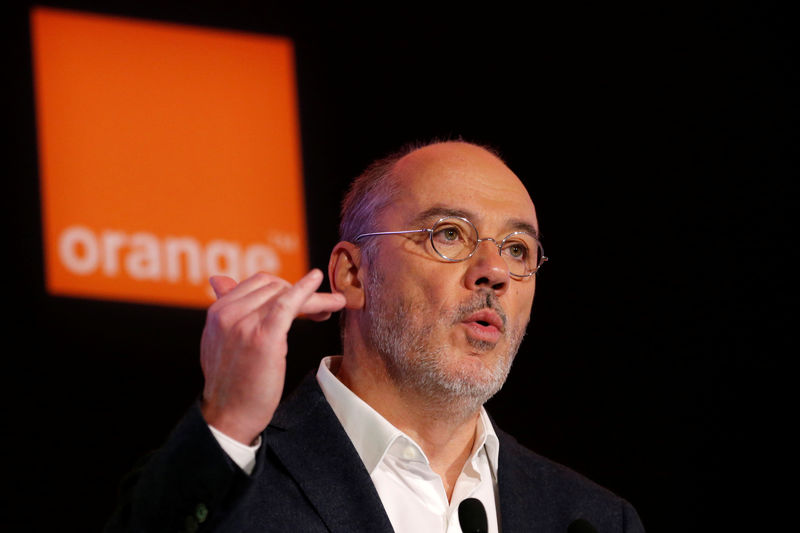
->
xmin=494 ymin=426 xmax=645 ymax=533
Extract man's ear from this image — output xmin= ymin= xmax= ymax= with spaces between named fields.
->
xmin=328 ymin=241 xmax=365 ymax=309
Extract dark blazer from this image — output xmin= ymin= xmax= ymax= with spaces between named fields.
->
xmin=105 ymin=375 xmax=644 ymax=533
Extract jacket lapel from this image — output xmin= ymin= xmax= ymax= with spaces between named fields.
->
xmin=495 ymin=426 xmax=545 ymax=533
xmin=264 ymin=375 xmax=395 ymax=533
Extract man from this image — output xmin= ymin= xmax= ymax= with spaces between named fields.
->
xmin=105 ymin=141 xmax=645 ymax=532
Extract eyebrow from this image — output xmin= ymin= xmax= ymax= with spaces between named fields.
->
xmin=412 ymin=206 xmax=475 ymax=226
xmin=506 ymin=218 xmax=540 ymax=239
xmin=411 ymin=205 xmax=540 ymax=239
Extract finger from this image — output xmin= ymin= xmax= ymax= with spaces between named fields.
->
xmin=213 ymin=272 xmax=289 ymax=303
xmin=287 ymin=268 xmax=326 ymax=299
xmin=213 ymin=280 xmax=296 ymax=323
xmin=298 ymin=292 xmax=347 ymax=317
xmin=260 ymin=269 xmax=327 ymax=330
xmin=209 ymin=275 xmax=238 ymax=299
xmin=302 ymin=306 xmax=348 ymax=321
xmin=303 ymin=311 xmax=333 ymax=322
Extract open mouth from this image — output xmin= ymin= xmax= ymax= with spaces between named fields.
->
xmin=461 ymin=309 xmax=504 ymax=344
xmin=463 ymin=309 xmax=504 ymax=332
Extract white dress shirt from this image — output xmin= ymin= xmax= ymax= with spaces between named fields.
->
xmin=211 ymin=356 xmax=500 ymax=533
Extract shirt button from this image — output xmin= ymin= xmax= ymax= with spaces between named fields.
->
xmin=402 ymin=446 xmax=417 ymax=460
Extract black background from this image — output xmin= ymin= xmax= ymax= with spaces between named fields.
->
xmin=5 ymin=1 xmax=793 ymax=531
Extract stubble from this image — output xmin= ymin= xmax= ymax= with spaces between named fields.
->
xmin=364 ymin=265 xmax=528 ymax=419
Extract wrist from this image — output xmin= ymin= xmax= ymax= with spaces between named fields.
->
xmin=200 ymin=401 xmax=262 ymax=446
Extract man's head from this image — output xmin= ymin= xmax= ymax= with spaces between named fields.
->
xmin=329 ymin=141 xmax=540 ymax=416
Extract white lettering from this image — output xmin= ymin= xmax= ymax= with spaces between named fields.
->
xmin=126 ymin=232 xmax=160 ymax=280
xmin=100 ymin=230 xmax=127 ymax=276
xmin=243 ymin=244 xmax=281 ymax=277
xmin=164 ymin=237 xmax=202 ymax=285
xmin=59 ymin=226 xmax=99 ymax=275
xmin=56 ymin=225 xmax=289 ymax=288
xmin=206 ymin=240 xmax=241 ymax=279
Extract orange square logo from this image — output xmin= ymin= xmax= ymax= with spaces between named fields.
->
xmin=31 ymin=7 xmax=308 ymax=308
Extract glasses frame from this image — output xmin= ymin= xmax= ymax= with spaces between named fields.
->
xmin=354 ymin=215 xmax=548 ymax=277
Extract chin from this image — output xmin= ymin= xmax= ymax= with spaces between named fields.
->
xmin=434 ymin=351 xmax=512 ymax=402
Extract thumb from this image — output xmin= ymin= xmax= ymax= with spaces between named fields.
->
xmin=208 ymin=275 xmax=238 ymax=299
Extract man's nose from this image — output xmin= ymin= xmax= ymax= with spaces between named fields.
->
xmin=464 ymin=240 xmax=510 ymax=295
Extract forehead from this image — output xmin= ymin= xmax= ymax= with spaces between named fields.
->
xmin=387 ymin=143 xmax=538 ymax=231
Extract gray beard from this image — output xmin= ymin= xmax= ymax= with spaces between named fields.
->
xmin=363 ymin=266 xmax=527 ymax=419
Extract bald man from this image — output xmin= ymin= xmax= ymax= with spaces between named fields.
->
xmin=106 ymin=141 xmax=645 ymax=533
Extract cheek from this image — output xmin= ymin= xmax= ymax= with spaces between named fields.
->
xmin=507 ymin=284 xmax=536 ymax=317
xmin=408 ymin=263 xmax=464 ymax=302
xmin=381 ymin=269 xmax=444 ymax=316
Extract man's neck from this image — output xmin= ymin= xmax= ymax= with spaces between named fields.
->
xmin=335 ymin=352 xmax=481 ymax=500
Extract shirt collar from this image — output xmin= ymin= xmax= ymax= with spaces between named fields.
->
xmin=316 ymin=356 xmax=500 ymax=476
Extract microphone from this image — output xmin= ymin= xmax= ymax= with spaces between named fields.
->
xmin=567 ymin=518 xmax=598 ymax=533
xmin=458 ymin=498 xmax=488 ymax=533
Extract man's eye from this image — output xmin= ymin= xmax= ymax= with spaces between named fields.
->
xmin=434 ymin=226 xmax=461 ymax=242
xmin=506 ymin=243 xmax=528 ymax=258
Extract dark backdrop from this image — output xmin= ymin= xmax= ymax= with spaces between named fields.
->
xmin=6 ymin=1 xmax=793 ymax=531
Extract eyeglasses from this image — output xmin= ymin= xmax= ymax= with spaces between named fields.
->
xmin=354 ymin=216 xmax=548 ymax=277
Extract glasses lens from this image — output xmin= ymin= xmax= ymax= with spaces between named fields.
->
xmin=501 ymin=232 xmax=542 ymax=276
xmin=430 ymin=217 xmax=477 ymax=261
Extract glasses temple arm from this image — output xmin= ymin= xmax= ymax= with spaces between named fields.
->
xmin=353 ymin=228 xmax=431 ymax=241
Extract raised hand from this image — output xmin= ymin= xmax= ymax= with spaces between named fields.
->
xmin=199 ymin=269 xmax=346 ymax=445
